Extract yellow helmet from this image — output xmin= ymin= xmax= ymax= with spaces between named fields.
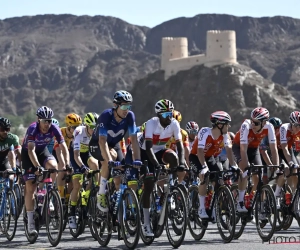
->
xmin=65 ymin=113 xmax=82 ymax=127
xmin=173 ymin=110 xmax=182 ymax=122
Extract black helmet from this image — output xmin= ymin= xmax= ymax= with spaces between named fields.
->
xmin=268 ymin=117 xmax=282 ymax=128
xmin=0 ymin=117 xmax=11 ymax=128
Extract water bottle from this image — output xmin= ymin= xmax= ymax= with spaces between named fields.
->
xmin=155 ymin=194 xmax=161 ymax=213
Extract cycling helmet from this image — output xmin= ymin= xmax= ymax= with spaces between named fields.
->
xmin=268 ymin=117 xmax=282 ymax=128
xmin=84 ymin=112 xmax=99 ymax=127
xmin=0 ymin=117 xmax=11 ymax=128
xmin=155 ymin=99 xmax=174 ymax=113
xmin=172 ymin=110 xmax=182 ymax=122
xmin=289 ymin=111 xmax=300 ymax=124
xmin=185 ymin=121 xmax=199 ymax=133
xmin=36 ymin=106 xmax=54 ymax=119
xmin=52 ymin=118 xmax=60 ymax=127
xmin=251 ymin=107 xmax=269 ymax=121
xmin=210 ymin=111 xmax=231 ymax=125
xmin=65 ymin=113 xmax=82 ymax=127
xmin=113 ymin=90 xmax=133 ymax=104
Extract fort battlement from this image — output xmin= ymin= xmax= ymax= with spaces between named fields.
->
xmin=161 ymin=30 xmax=237 ymax=79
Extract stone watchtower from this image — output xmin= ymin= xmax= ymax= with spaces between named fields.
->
xmin=160 ymin=30 xmax=237 ymax=79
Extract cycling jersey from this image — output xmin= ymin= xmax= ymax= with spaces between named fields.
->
xmin=73 ymin=125 xmax=92 ymax=153
xmin=279 ymin=123 xmax=300 ymax=149
xmin=138 ymin=117 xmax=182 ymax=153
xmin=189 ymin=138 xmax=196 ymax=152
xmin=91 ymin=109 xmax=136 ymax=148
xmin=0 ymin=133 xmax=21 ymax=162
xmin=53 ymin=127 xmax=74 ymax=151
xmin=233 ymin=119 xmax=275 ymax=148
xmin=166 ymin=128 xmax=189 ymax=151
xmin=22 ymin=122 xmax=65 ymax=152
xmin=190 ymin=127 xmax=230 ymax=157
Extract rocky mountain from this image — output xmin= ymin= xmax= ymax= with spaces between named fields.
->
xmin=0 ymin=14 xmax=300 ymax=124
xmin=131 ymin=64 xmax=298 ymax=132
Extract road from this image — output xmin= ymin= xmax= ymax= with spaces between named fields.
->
xmin=1 ymin=217 xmax=300 ymax=250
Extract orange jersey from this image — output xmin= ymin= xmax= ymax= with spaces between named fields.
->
xmin=279 ymin=123 xmax=300 ymax=149
xmin=233 ymin=119 xmax=276 ymax=148
xmin=54 ymin=127 xmax=73 ymax=150
xmin=190 ymin=128 xmax=230 ymax=158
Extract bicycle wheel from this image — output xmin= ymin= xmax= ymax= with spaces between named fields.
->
xmin=293 ymin=189 xmax=300 ymax=228
xmin=139 ymin=190 xmax=155 ymax=245
xmin=13 ymin=184 xmax=23 ymax=219
xmin=94 ymin=192 xmax=112 ymax=247
xmin=87 ymin=195 xmax=97 ymax=240
xmin=230 ymin=184 xmax=246 ymax=239
xmin=69 ymin=192 xmax=86 ymax=238
xmin=3 ymin=190 xmax=18 ymax=241
xmin=187 ymin=185 xmax=206 ymax=240
xmin=255 ymin=184 xmax=277 ymax=242
xmin=216 ymin=185 xmax=236 ymax=243
xmin=45 ymin=189 xmax=63 ymax=247
xmin=23 ymin=195 xmax=40 ymax=244
xmin=165 ymin=186 xmax=187 ymax=248
xmin=119 ymin=188 xmax=141 ymax=249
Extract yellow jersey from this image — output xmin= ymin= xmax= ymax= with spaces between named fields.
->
xmin=54 ymin=127 xmax=73 ymax=150
xmin=166 ymin=128 xmax=189 ymax=151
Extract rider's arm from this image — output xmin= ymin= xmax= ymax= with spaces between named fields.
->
xmin=260 ymin=150 xmax=273 ymax=165
xmin=267 ymin=123 xmax=279 ymax=165
xmin=144 ymin=119 xmax=159 ymax=167
xmin=98 ymin=112 xmax=113 ymax=162
xmin=73 ymin=128 xmax=84 ymax=167
xmin=28 ymin=142 xmax=40 ymax=167
xmin=173 ymin=121 xmax=184 ymax=165
xmin=196 ymin=128 xmax=209 ymax=166
xmin=127 ymin=112 xmax=141 ymax=161
xmin=224 ymin=134 xmax=237 ymax=167
xmin=8 ymin=147 xmax=16 ymax=169
xmin=53 ymin=125 xmax=69 ymax=166
xmin=280 ymin=124 xmax=293 ymax=164
xmin=239 ymin=122 xmax=250 ymax=169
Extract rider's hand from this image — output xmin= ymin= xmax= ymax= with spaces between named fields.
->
xmin=80 ymin=165 xmax=89 ymax=174
xmin=177 ymin=164 xmax=186 ymax=172
xmin=200 ymin=165 xmax=209 ymax=181
xmin=34 ymin=166 xmax=43 ymax=176
xmin=132 ymin=159 xmax=142 ymax=168
xmin=108 ymin=160 xmax=122 ymax=169
xmin=65 ymin=164 xmax=73 ymax=174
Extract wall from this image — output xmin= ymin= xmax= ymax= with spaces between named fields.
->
xmin=161 ymin=30 xmax=238 ymax=79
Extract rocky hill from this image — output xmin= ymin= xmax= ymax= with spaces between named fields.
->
xmin=131 ymin=64 xmax=298 ymax=132
xmin=0 ymin=14 xmax=300 ymax=123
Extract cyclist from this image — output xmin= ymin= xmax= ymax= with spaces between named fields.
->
xmin=138 ymin=99 xmax=185 ymax=236
xmin=166 ymin=110 xmax=190 ymax=180
xmin=88 ymin=90 xmax=142 ymax=212
xmin=232 ymin=107 xmax=279 ymax=215
xmin=22 ymin=106 xmax=70 ymax=235
xmin=0 ymin=117 xmax=21 ymax=187
xmin=185 ymin=121 xmax=199 ymax=151
xmin=53 ymin=113 xmax=82 ymax=203
xmin=68 ymin=112 xmax=99 ymax=229
xmin=189 ymin=111 xmax=238 ymax=218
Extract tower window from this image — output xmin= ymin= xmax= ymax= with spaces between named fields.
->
xmin=220 ymin=45 xmax=222 ymax=48
xmin=216 ymin=39 xmax=219 ymax=42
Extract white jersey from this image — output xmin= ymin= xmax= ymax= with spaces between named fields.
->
xmin=73 ymin=125 xmax=91 ymax=153
xmin=138 ymin=117 xmax=182 ymax=153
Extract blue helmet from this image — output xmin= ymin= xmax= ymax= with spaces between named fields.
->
xmin=52 ymin=118 xmax=59 ymax=126
xmin=113 ymin=90 xmax=133 ymax=104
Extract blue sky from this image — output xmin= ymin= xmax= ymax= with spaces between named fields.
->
xmin=1 ymin=0 xmax=299 ymax=27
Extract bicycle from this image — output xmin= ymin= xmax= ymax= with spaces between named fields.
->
xmin=93 ymin=162 xmax=142 ymax=250
xmin=140 ymin=164 xmax=187 ymax=248
xmin=0 ymin=170 xmax=18 ymax=241
xmin=23 ymin=168 xmax=68 ymax=247
xmin=68 ymin=169 xmax=100 ymax=239
xmin=187 ymin=168 xmax=237 ymax=243
xmin=231 ymin=164 xmax=278 ymax=242
xmin=271 ymin=164 xmax=300 ymax=231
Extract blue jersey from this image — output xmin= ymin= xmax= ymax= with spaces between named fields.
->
xmin=47 ymin=138 xmax=55 ymax=154
xmin=260 ymin=136 xmax=270 ymax=152
xmin=218 ymin=148 xmax=227 ymax=162
xmin=91 ymin=109 xmax=136 ymax=148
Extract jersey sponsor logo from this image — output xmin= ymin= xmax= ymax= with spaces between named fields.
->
xmin=280 ymin=126 xmax=285 ymax=140
xmin=240 ymin=124 xmax=246 ymax=138
xmin=107 ymin=129 xmax=124 ymax=138
xmin=0 ymin=143 xmax=10 ymax=152
xmin=99 ymin=123 xmax=104 ymax=128
xmin=198 ymin=128 xmax=207 ymax=141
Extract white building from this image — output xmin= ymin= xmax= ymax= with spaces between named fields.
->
xmin=161 ymin=30 xmax=238 ymax=79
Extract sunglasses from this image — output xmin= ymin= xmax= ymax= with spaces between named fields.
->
xmin=251 ymin=120 xmax=261 ymax=126
xmin=39 ymin=119 xmax=52 ymax=124
xmin=189 ymin=129 xmax=198 ymax=135
xmin=87 ymin=124 xmax=96 ymax=129
xmin=119 ymin=104 xmax=132 ymax=111
xmin=0 ymin=127 xmax=10 ymax=132
xmin=292 ymin=123 xmax=300 ymax=127
xmin=160 ymin=112 xmax=173 ymax=119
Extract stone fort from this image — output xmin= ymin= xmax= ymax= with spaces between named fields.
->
xmin=161 ymin=30 xmax=237 ymax=79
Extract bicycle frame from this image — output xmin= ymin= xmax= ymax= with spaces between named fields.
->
xmin=0 ymin=172 xmax=16 ymax=219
